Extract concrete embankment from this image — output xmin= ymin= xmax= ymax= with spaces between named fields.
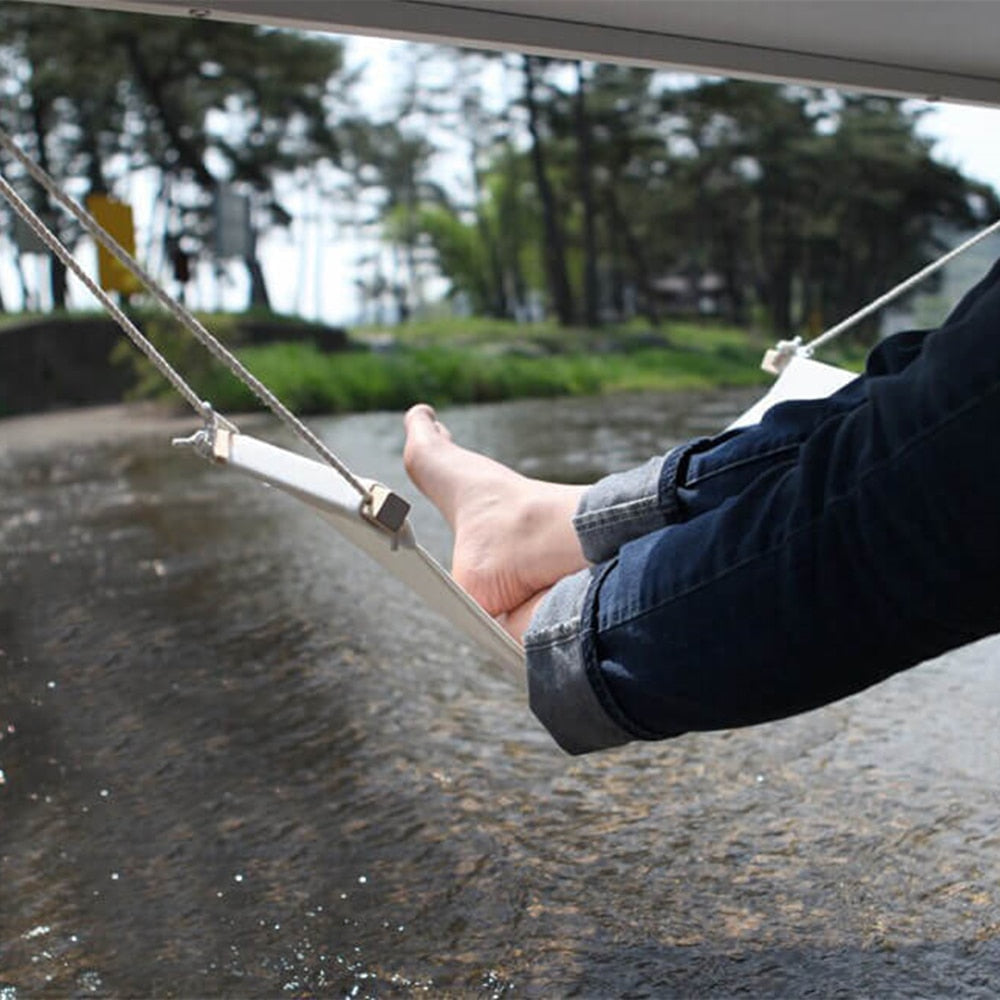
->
xmin=0 ymin=317 xmax=131 ymax=416
xmin=0 ymin=315 xmax=349 ymax=417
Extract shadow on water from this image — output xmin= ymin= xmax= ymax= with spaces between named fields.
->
xmin=2 ymin=390 xmax=1000 ymax=996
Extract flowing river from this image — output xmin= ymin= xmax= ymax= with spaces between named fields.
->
xmin=2 ymin=390 xmax=999 ymax=997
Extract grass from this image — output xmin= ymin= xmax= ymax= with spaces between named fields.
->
xmin=354 ymin=314 xmax=763 ymax=353
xmin=104 ymin=311 xmax=868 ymax=415
xmin=144 ymin=338 xmax=771 ymax=415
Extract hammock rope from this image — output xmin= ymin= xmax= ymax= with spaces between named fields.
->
xmin=0 ymin=126 xmax=371 ymax=502
xmin=762 ymin=215 xmax=1000 ymax=371
xmin=802 ymin=216 xmax=1000 ymax=357
xmin=0 ymin=166 xmax=222 ymax=422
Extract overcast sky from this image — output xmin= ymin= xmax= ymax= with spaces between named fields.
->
xmin=912 ymin=99 xmax=1000 ymax=192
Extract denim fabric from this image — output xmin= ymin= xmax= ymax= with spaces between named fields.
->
xmin=573 ymin=453 xmax=679 ymax=563
xmin=526 ymin=257 xmax=1000 ymax=755
xmin=523 ymin=567 xmax=635 ymax=753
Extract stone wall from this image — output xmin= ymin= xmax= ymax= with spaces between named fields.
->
xmin=0 ymin=316 xmax=349 ymax=416
xmin=0 ymin=317 xmax=132 ymax=416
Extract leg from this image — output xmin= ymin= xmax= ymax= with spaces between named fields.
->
xmin=402 ymin=326 xmax=938 ymax=641
xmin=571 ymin=323 xmax=942 ymax=566
xmin=525 ymin=258 xmax=1000 ymax=753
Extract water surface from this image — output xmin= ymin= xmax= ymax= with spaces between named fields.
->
xmin=2 ymin=391 xmax=999 ymax=996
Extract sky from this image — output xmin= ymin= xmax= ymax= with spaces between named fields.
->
xmin=911 ymin=100 xmax=1000 ymax=193
xmin=4 ymin=34 xmax=1000 ymax=324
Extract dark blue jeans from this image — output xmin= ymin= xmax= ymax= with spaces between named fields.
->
xmin=525 ymin=257 xmax=1000 ymax=753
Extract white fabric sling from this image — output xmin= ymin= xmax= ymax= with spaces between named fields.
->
xmin=184 ymin=424 xmax=527 ymax=678
xmin=727 ymin=355 xmax=858 ymax=431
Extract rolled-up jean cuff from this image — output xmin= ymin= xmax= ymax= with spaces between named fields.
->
xmin=523 ymin=567 xmax=634 ymax=755
xmin=574 ymin=450 xmax=685 ymax=563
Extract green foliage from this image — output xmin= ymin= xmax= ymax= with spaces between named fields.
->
xmin=412 ymin=205 xmax=494 ymax=313
xmin=118 ymin=315 xmax=769 ymax=415
xmin=0 ymin=4 xmax=346 ymax=309
xmin=112 ymin=309 xmax=369 ymax=404
xmin=110 ymin=311 xmax=245 ymax=401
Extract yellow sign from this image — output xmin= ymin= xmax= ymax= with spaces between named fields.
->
xmin=86 ymin=194 xmax=140 ymax=295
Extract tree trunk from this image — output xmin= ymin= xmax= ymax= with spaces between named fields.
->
xmin=16 ymin=253 xmax=32 ymax=310
xmin=469 ymin=145 xmax=508 ymax=318
xmin=243 ymin=221 xmax=271 ymax=310
xmin=404 ymin=208 xmax=422 ymax=317
xmin=523 ymin=55 xmax=575 ymax=327
xmin=28 ymin=99 xmax=67 ymax=310
xmin=762 ymin=209 xmax=796 ymax=335
xmin=390 ymin=244 xmax=410 ymax=323
xmin=574 ymin=62 xmax=601 ymax=328
xmin=477 ymin=207 xmax=507 ymax=319
xmin=500 ymin=149 xmax=528 ymax=318
xmin=605 ymin=193 xmax=626 ymax=318
xmin=80 ymin=108 xmax=110 ymax=196
xmin=720 ymin=250 xmax=747 ymax=325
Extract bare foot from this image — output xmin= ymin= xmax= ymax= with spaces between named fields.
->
xmin=403 ymin=404 xmax=588 ymax=629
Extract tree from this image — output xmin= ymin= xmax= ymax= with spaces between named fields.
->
xmin=584 ymin=64 xmax=667 ymax=324
xmin=0 ymin=4 xmax=129 ymax=308
xmin=802 ymin=95 xmax=995 ymax=336
xmin=414 ymin=203 xmax=494 ymax=314
xmin=573 ymin=62 xmax=601 ymax=327
xmin=340 ymin=117 xmax=446 ymax=322
xmin=449 ymin=53 xmax=520 ymax=319
xmin=111 ymin=15 xmax=346 ymax=308
xmin=522 ymin=55 xmax=575 ymax=326
xmin=0 ymin=5 xmax=348 ymax=310
xmin=663 ymin=81 xmax=996 ymax=336
xmin=412 ymin=50 xmax=542 ymax=320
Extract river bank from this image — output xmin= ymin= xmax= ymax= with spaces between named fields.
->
xmin=0 ymin=403 xmax=200 ymax=455
xmin=1 ymin=309 xmax=876 ymax=422
xmin=0 ymin=403 xmax=278 ymax=458
xmin=3 ymin=310 xmax=802 ymax=418
xmin=179 ymin=337 xmax=774 ymax=415
xmin=119 ymin=313 xmax=788 ymax=415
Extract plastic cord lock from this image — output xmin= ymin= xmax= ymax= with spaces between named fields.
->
xmin=363 ymin=483 xmax=411 ymax=534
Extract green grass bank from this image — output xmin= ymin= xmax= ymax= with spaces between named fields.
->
xmin=119 ymin=313 xmax=868 ymax=416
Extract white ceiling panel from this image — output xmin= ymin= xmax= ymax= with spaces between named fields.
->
xmin=21 ymin=0 xmax=1000 ymax=105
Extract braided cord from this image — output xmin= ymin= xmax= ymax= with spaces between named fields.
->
xmin=0 ymin=127 xmax=369 ymax=499
xmin=0 ymin=169 xmax=218 ymax=421
xmin=802 ymin=216 xmax=1000 ymax=356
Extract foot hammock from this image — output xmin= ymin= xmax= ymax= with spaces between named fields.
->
xmin=2 ymin=125 xmax=998 ymax=681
